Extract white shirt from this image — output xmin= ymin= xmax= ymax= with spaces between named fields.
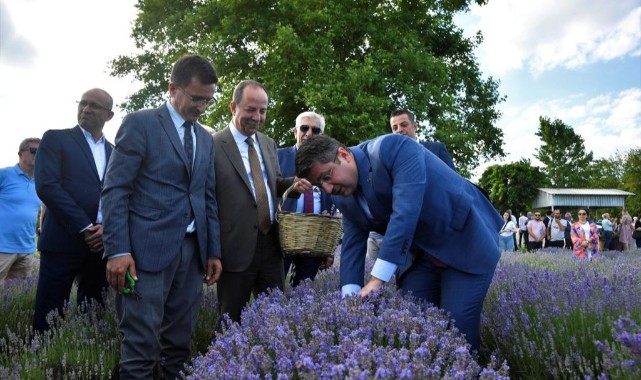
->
xmin=79 ymin=126 xmax=106 ymax=225
xmin=229 ymin=121 xmax=275 ymax=222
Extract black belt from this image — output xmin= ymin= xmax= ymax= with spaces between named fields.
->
xmin=185 ymin=232 xmax=197 ymax=239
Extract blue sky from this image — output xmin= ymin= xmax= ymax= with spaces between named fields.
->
xmin=1 ymin=0 xmax=639 ymax=181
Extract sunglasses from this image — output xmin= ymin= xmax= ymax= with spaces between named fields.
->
xmin=534 ymin=214 xmax=541 ymax=217
xmin=578 ymin=212 xmax=587 ymax=216
xmin=299 ymin=125 xmax=321 ymax=135
xmin=23 ymin=147 xmax=38 ymax=154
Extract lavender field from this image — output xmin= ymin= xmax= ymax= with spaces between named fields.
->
xmin=1 ymin=249 xmax=639 ymax=379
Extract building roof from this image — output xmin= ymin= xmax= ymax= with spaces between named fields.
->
xmin=533 ymin=188 xmax=635 ymax=209
xmin=538 ymin=188 xmax=635 ymax=196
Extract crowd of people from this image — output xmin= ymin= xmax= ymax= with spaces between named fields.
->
xmin=497 ymin=208 xmax=640 ymax=260
xmin=0 ymin=53 xmax=639 ymax=378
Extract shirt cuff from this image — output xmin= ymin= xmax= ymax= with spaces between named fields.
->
xmin=107 ymin=253 xmax=131 ymax=260
xmin=341 ymin=284 xmax=362 ymax=297
xmin=371 ymin=258 xmax=397 ymax=282
xmin=79 ymin=223 xmax=93 ymax=233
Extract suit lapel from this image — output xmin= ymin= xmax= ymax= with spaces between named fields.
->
xmin=157 ymin=104 xmax=192 ymax=175
xmin=219 ymin=127 xmax=252 ymax=191
xmin=71 ymin=126 xmax=101 ymax=182
xmin=257 ymin=132 xmax=276 ymax=195
xmin=353 ymin=147 xmax=388 ymax=225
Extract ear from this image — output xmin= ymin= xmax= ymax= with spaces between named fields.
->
xmin=337 ymin=146 xmax=351 ymax=162
xmin=230 ymin=101 xmax=237 ymax=115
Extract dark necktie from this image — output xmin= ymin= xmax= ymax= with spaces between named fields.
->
xmin=246 ymin=137 xmax=271 ymax=234
xmin=303 ymin=187 xmax=314 ymax=213
xmin=183 ymin=122 xmax=193 ymax=173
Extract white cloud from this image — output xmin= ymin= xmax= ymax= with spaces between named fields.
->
xmin=475 ymin=87 xmax=641 ymax=180
xmin=461 ymin=1 xmax=641 ymax=76
xmin=0 ymin=0 xmax=37 ymax=66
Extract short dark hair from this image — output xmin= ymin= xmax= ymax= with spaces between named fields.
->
xmin=19 ymin=137 xmax=41 ymax=152
xmin=170 ymin=54 xmax=218 ymax=88
xmin=390 ymin=109 xmax=415 ymax=123
xmin=295 ymin=135 xmax=347 ymax=179
xmin=233 ymin=79 xmax=268 ymax=105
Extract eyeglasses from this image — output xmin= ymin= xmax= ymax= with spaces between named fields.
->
xmin=534 ymin=214 xmax=541 ymax=217
xmin=77 ymin=100 xmax=111 ymax=112
xmin=22 ymin=147 xmax=38 ymax=154
xmin=299 ymin=125 xmax=322 ymax=135
xmin=319 ymin=151 xmax=340 ymax=185
xmin=578 ymin=212 xmax=587 ymax=216
xmin=178 ymin=86 xmax=216 ymax=107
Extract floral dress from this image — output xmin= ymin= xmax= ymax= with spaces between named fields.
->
xmin=619 ymin=215 xmax=633 ymax=244
xmin=570 ymin=222 xmax=599 ymax=260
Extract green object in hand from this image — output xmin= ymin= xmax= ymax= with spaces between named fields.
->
xmin=123 ymin=271 xmax=142 ymax=300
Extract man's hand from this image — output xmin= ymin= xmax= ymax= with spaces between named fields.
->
xmin=205 ymin=258 xmax=222 ymax=286
xmin=84 ymin=224 xmax=104 ymax=253
xmin=293 ymin=177 xmax=312 ymax=194
xmin=319 ymin=256 xmax=334 ymax=271
xmin=357 ymin=276 xmax=384 ymax=297
xmin=106 ymin=255 xmax=136 ymax=293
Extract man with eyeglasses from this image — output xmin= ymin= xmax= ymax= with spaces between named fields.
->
xmin=101 ymin=55 xmax=222 ymax=379
xmin=295 ymin=134 xmax=502 ymax=352
xmin=33 ymin=88 xmax=114 ymax=333
xmin=0 ymin=138 xmax=42 ymax=280
xmin=278 ymin=111 xmax=335 ymax=286
xmin=527 ymin=212 xmax=546 ymax=251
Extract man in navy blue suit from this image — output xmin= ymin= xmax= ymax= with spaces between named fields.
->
xmin=295 ymin=134 xmax=502 ymax=351
xmin=278 ymin=111 xmax=334 ymax=286
xmin=367 ymin=109 xmax=457 ymax=259
xmin=33 ymin=88 xmax=114 ymax=333
xmin=102 ymin=55 xmax=222 ymax=379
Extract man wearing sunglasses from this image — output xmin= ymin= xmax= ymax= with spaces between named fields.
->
xmin=33 ymin=88 xmax=114 ymax=333
xmin=0 ymin=138 xmax=42 ymax=280
xmin=278 ymin=112 xmax=335 ymax=286
xmin=295 ymin=134 xmax=502 ymax=352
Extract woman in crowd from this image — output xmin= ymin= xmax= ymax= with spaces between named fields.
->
xmin=570 ymin=208 xmax=599 ymax=260
xmin=498 ymin=211 xmax=517 ymax=252
xmin=634 ymin=215 xmax=641 ymax=250
xmin=619 ymin=209 xmax=633 ymax=251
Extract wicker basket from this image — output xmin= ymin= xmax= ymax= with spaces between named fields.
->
xmin=276 ymin=183 xmax=342 ymax=257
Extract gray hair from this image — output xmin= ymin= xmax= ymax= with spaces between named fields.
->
xmin=295 ymin=111 xmax=326 ymax=132
xmin=19 ymin=137 xmax=41 ymax=152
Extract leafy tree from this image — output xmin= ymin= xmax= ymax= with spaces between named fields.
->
xmin=590 ymin=154 xmax=625 ymax=189
xmin=622 ymin=148 xmax=641 ymax=216
xmin=534 ymin=116 xmax=594 ymax=187
xmin=478 ymin=159 xmax=547 ymax=213
xmin=110 ymin=0 xmax=503 ymax=177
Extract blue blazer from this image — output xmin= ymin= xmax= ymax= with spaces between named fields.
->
xmin=277 ymin=145 xmax=334 ymax=213
xmin=36 ymin=126 xmax=113 ymax=253
xmin=421 ymin=141 xmax=456 ymax=171
xmin=101 ymin=103 xmax=221 ymax=272
xmin=334 ymin=134 xmax=502 ymax=288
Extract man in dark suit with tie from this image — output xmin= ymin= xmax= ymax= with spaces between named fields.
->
xmin=278 ymin=111 xmax=335 ymax=286
xmin=213 ymin=80 xmax=305 ymax=323
xmin=295 ymin=134 xmax=502 ymax=352
xmin=102 ymin=55 xmax=222 ymax=379
xmin=33 ymin=88 xmax=114 ymax=333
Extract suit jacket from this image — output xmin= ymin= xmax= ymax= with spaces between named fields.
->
xmin=420 ymin=141 xmax=456 ymax=171
xmin=213 ymin=126 xmax=294 ymax=272
xmin=101 ymin=103 xmax=221 ymax=272
xmin=277 ymin=145 xmax=334 ymax=214
xmin=36 ymin=126 xmax=113 ymax=253
xmin=334 ymin=134 xmax=502 ymax=288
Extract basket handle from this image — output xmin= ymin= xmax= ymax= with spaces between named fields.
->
xmin=278 ymin=181 xmax=299 ymax=215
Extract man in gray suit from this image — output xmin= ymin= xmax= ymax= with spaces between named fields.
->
xmin=102 ymin=54 xmax=222 ymax=379
xmin=213 ymin=80 xmax=307 ymax=323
